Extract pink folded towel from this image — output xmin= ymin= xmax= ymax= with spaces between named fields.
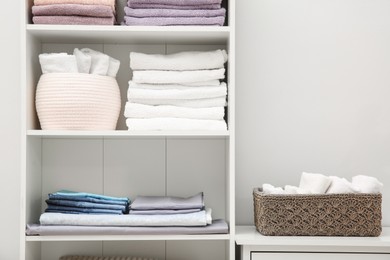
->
xmin=34 ymin=0 xmax=115 ymax=11
xmin=127 ymin=3 xmax=222 ymax=10
xmin=33 ymin=16 xmax=115 ymax=25
xmin=32 ymin=4 xmax=114 ymax=17
xmin=124 ymin=16 xmax=225 ymax=26
xmin=124 ymin=7 xmax=225 ymax=18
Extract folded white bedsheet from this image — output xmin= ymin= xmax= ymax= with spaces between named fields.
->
xmin=40 ymin=209 xmax=212 ymax=226
xmin=124 ymin=103 xmax=225 ymax=120
xmin=127 ymin=83 xmax=227 ymax=100
xmin=128 ymin=97 xmax=227 ymax=108
xmin=128 ymin=81 xmax=224 ymax=89
xmin=130 ymin=50 xmax=228 ymax=71
xmin=132 ymin=68 xmax=225 ymax=84
xmin=126 ymin=118 xmax=227 ymax=131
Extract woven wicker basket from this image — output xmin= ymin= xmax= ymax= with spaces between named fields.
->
xmin=253 ymin=188 xmax=382 ymax=236
xmin=59 ymin=256 xmax=157 ymax=260
xmin=36 ymin=73 xmax=121 ymax=130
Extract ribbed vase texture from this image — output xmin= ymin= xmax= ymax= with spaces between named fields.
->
xmin=36 ymin=73 xmax=121 ymax=130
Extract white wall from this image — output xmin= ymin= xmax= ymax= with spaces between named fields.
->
xmin=236 ymin=0 xmax=390 ymax=225
xmin=0 ymin=0 xmax=21 ymax=259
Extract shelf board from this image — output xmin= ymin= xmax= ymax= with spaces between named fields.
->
xmin=27 ymin=130 xmax=229 ymax=138
xmin=26 ymin=24 xmax=230 ymax=44
xmin=235 ymin=225 xmax=390 ymax=249
xmin=26 ymin=234 xmax=230 ymax=242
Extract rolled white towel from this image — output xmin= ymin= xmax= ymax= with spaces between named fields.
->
xmin=299 ymin=172 xmax=332 ymax=194
xmin=126 ymin=118 xmax=227 ymax=131
xmin=128 ymin=97 xmax=227 ymax=108
xmin=80 ymin=48 xmax=110 ymax=76
xmin=132 ymin=68 xmax=225 ymax=85
xmin=107 ymin=57 xmax=120 ymax=78
xmin=130 ymin=49 xmax=228 ymax=71
xmin=39 ymin=53 xmax=78 ymax=74
xmin=127 ymin=83 xmax=227 ymax=100
xmin=326 ymin=176 xmax=360 ymax=194
xmin=128 ymin=80 xmax=222 ymax=89
xmin=124 ymin=103 xmax=225 ymax=120
xmin=352 ymin=175 xmax=383 ymax=193
xmin=73 ymin=48 xmax=91 ymax=74
xmin=262 ymin=184 xmax=286 ymax=194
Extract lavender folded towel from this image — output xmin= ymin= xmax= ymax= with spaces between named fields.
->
xmin=128 ymin=0 xmax=222 ymax=6
xmin=124 ymin=16 xmax=224 ymax=26
xmin=33 ymin=16 xmax=115 ymax=25
xmin=32 ymin=4 xmax=114 ymax=17
xmin=127 ymin=3 xmax=222 ymax=10
xmin=124 ymin=7 xmax=225 ymax=18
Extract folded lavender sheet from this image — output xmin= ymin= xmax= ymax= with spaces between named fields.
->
xmin=124 ymin=16 xmax=224 ymax=26
xmin=124 ymin=7 xmax=225 ymax=18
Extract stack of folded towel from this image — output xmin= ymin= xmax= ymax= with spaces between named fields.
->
xmin=39 ymin=48 xmax=120 ymax=77
xmin=262 ymin=172 xmax=384 ymax=195
xmin=32 ymin=0 xmax=116 ymax=25
xmin=123 ymin=0 xmax=226 ymax=26
xmin=45 ymin=190 xmax=130 ymax=215
xmin=125 ymin=50 xmax=228 ymax=131
xmin=27 ymin=192 xmax=229 ymax=236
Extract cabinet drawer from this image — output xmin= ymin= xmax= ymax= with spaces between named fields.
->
xmin=251 ymin=253 xmax=389 ymax=260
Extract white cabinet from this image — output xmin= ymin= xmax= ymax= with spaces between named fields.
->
xmin=21 ymin=1 xmax=235 ymax=259
xmin=251 ymin=253 xmax=389 ymax=260
xmin=236 ymin=226 xmax=390 ymax=260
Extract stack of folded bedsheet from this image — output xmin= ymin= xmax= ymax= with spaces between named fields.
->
xmin=123 ymin=0 xmax=226 ymax=26
xmin=26 ymin=192 xmax=229 ymax=236
xmin=125 ymin=49 xmax=228 ymax=131
xmin=44 ymin=190 xmax=130 ymax=215
xmin=32 ymin=0 xmax=116 ymax=25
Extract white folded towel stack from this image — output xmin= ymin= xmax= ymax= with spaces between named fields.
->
xmin=126 ymin=50 xmax=228 ymax=131
xmin=352 ymin=175 xmax=383 ymax=193
xmin=299 ymin=172 xmax=332 ymax=194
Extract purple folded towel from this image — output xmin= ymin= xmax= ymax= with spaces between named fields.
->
xmin=129 ymin=0 xmax=222 ymax=6
xmin=33 ymin=16 xmax=115 ymax=25
xmin=124 ymin=7 xmax=225 ymax=18
xmin=124 ymin=16 xmax=224 ymax=26
xmin=127 ymin=3 xmax=222 ymax=10
xmin=32 ymin=4 xmax=114 ymax=17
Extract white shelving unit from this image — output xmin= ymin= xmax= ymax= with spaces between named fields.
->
xmin=236 ymin=226 xmax=390 ymax=260
xmin=20 ymin=0 xmax=235 ymax=259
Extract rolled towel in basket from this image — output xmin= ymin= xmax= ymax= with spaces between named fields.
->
xmin=128 ymin=97 xmax=227 ymax=108
xmin=125 ymin=7 xmax=226 ymax=18
xmin=80 ymin=48 xmax=120 ymax=77
xmin=127 ymin=84 xmax=227 ymax=100
xmin=262 ymin=184 xmax=285 ymax=194
xmin=124 ymin=103 xmax=225 ymax=120
xmin=39 ymin=53 xmax=78 ymax=74
xmin=352 ymin=175 xmax=383 ymax=193
xmin=32 ymin=4 xmax=114 ymax=17
xmin=326 ymin=176 xmax=360 ymax=194
xmin=299 ymin=172 xmax=332 ymax=194
xmin=73 ymin=48 xmax=91 ymax=74
xmin=132 ymin=68 xmax=225 ymax=84
xmin=130 ymin=50 xmax=227 ymax=71
xmin=126 ymin=118 xmax=227 ymax=131
xmin=124 ymin=16 xmax=225 ymax=26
